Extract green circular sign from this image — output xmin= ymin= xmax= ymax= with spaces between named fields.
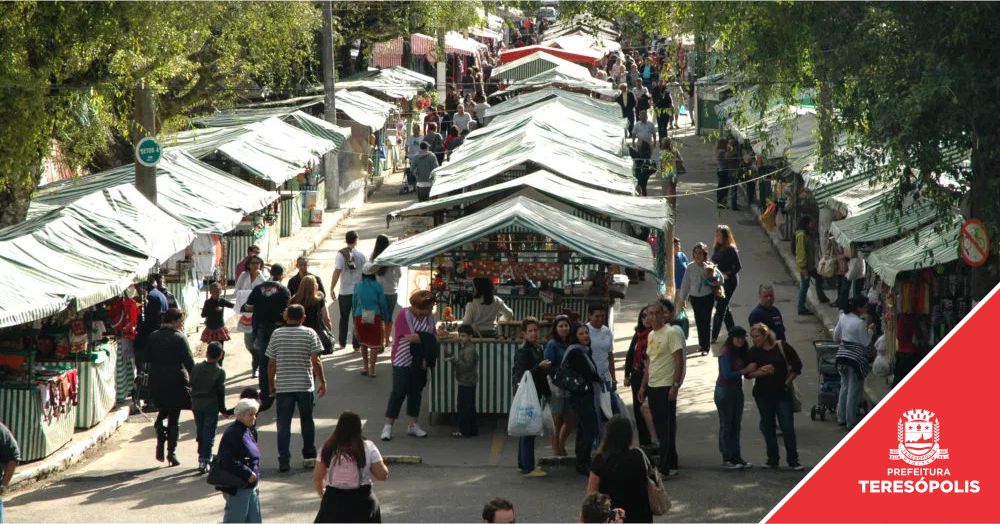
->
xmin=135 ymin=136 xmax=161 ymax=167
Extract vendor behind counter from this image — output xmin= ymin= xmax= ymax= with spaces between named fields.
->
xmin=462 ymin=278 xmax=515 ymax=338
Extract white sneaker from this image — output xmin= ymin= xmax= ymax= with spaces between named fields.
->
xmin=407 ymin=424 xmax=428 ymax=438
xmin=380 ymin=425 xmax=393 ymax=441
xmin=722 ymin=461 xmax=743 ymax=470
xmin=303 ymin=458 xmax=317 ymax=469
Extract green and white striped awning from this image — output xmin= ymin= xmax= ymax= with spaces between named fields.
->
xmin=334 ymin=90 xmax=395 ymax=130
xmin=808 ymin=168 xmax=874 ymax=204
xmin=484 ymin=87 xmax=622 ymax=121
xmin=828 ymin=200 xmax=940 ymax=249
xmin=289 ymin=111 xmax=352 ymax=150
xmin=391 ymin=170 xmax=670 ymax=231
xmin=216 ymin=117 xmax=337 ymax=185
xmin=375 ymin=196 xmax=656 ymax=271
xmin=0 ymin=268 xmax=68 ymax=328
xmin=491 ymin=51 xmax=576 ymax=83
xmin=867 ymin=219 xmax=962 ymax=287
xmin=826 ymin=180 xmax=896 ymax=217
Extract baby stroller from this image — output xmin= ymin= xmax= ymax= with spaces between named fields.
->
xmin=810 ymin=340 xmax=841 ymax=421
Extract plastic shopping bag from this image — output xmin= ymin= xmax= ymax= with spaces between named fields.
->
xmin=541 ymin=400 xmax=555 ymax=437
xmin=598 ymin=386 xmax=614 ymax=420
xmin=508 ymin=372 xmax=543 ymax=437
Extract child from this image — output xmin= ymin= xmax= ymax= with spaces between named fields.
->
xmin=704 ymin=262 xmax=726 ymax=300
xmin=200 ymin=283 xmax=234 ymax=347
xmin=190 ymin=342 xmax=229 ymax=474
xmin=447 ymin=325 xmax=480 ymax=438
xmin=512 ymin=317 xmax=552 ymax=477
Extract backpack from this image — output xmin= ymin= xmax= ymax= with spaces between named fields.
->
xmin=326 ymin=453 xmax=363 ymax=489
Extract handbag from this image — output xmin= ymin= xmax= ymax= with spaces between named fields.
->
xmin=552 ymin=348 xmax=587 ymax=394
xmin=639 ymin=448 xmax=671 ymax=515
xmin=319 ymin=328 xmax=334 ymax=355
xmin=206 ymin=457 xmax=248 ymax=489
xmin=776 ymin=342 xmax=803 ymax=413
xmin=816 ymin=237 xmax=838 ymax=278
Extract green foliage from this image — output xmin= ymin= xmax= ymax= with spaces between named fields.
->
xmin=0 ymin=1 xmax=320 ymax=227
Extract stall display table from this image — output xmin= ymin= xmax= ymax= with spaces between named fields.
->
xmin=0 ymin=371 xmax=78 ymax=461
xmin=430 ymin=339 xmax=519 ymax=417
xmin=451 ymin=296 xmax=617 ymax=326
xmin=73 ymin=341 xmax=118 ymax=429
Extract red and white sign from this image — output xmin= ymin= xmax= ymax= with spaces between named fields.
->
xmin=959 ymin=218 xmax=990 ymax=268
xmin=764 ymin=282 xmax=1000 ymax=523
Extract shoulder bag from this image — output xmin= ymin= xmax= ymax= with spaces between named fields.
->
xmin=776 ymin=341 xmax=802 ymax=413
xmin=551 ymin=347 xmax=587 ymax=394
xmin=638 ymin=448 xmax=671 ymax=515
xmin=816 ymin=237 xmax=838 ymax=278
xmin=206 ymin=457 xmax=248 ymax=489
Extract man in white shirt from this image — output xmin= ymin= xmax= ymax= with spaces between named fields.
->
xmin=453 ymin=104 xmax=473 ymax=132
xmin=586 ymin=303 xmax=616 ymax=387
xmin=330 ymin=230 xmax=367 ymax=350
xmin=632 ymin=110 xmax=656 ymax=150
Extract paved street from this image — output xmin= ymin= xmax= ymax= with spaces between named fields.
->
xmin=4 ymin=123 xmax=847 ymax=523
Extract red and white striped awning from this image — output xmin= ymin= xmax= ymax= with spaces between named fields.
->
xmin=371 ymin=32 xmax=484 ymax=67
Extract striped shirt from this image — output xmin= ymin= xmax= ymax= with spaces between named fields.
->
xmin=391 ymin=308 xmax=436 ymax=367
xmin=265 ymin=325 xmax=321 ymax=393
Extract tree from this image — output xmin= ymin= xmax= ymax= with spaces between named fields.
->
xmin=0 ymin=1 xmax=320 ymax=228
xmin=565 ymin=1 xmax=1000 ymax=296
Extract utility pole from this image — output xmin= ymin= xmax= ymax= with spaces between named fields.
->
xmin=134 ymin=80 xmax=157 ymax=204
xmin=437 ymin=26 xmax=447 ymax=103
xmin=321 ymin=0 xmax=341 ymax=210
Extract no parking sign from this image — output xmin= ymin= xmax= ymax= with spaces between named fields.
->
xmin=960 ymin=218 xmax=990 ymax=268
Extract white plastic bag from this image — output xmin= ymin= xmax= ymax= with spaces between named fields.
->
xmin=598 ymin=386 xmax=614 ymax=420
xmin=873 ymin=355 xmax=892 ymax=378
xmin=508 ymin=371 xmax=543 ymax=437
xmin=541 ymin=400 xmax=555 ymax=437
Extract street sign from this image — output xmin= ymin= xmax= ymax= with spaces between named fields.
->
xmin=960 ymin=218 xmax=990 ymax=268
xmin=135 ymin=136 xmax=161 ymax=167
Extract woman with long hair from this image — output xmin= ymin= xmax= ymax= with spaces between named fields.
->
xmin=564 ymin=323 xmax=603 ymax=475
xmin=353 ymin=264 xmax=390 ymax=378
xmin=371 ymin=235 xmax=401 ymax=348
xmin=623 ymin=307 xmax=657 ymax=448
xmin=586 ymin=416 xmax=653 ymax=523
xmin=290 ymin=275 xmax=333 ymax=352
xmin=461 ymin=277 xmax=513 ymax=338
xmin=715 ymin=326 xmax=751 ymax=469
xmin=234 ymin=255 xmax=268 ymax=377
xmin=745 ymin=323 xmax=804 ymax=470
xmin=313 ymin=411 xmax=389 ymax=523
xmin=544 ymin=315 xmax=575 ymax=456
xmin=711 ymin=225 xmax=742 ymax=344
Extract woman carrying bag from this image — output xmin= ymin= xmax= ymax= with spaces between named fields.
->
xmin=744 ymin=323 xmax=805 ymax=471
xmin=313 ymin=411 xmax=389 ymax=523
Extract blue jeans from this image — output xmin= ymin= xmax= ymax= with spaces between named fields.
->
xmin=570 ymin=393 xmax=599 ymax=470
xmin=754 ymin=395 xmax=799 ymax=466
xmin=518 ymin=436 xmax=536 ymax=474
xmin=714 ymin=385 xmax=744 ymax=463
xmin=223 ymin=487 xmax=261 ymax=523
xmin=457 ymin=384 xmax=478 ymax=436
xmin=253 ymin=325 xmax=277 ymax=410
xmin=193 ymin=408 xmax=220 ymax=463
xmin=711 ymin=281 xmax=737 ymax=340
xmin=837 ymin=364 xmax=863 ymax=429
xmin=797 ymin=272 xmax=829 ymax=312
xmin=275 ymin=391 xmax=316 ymax=465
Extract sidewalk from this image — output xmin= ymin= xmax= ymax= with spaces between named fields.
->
xmin=7 ymin=206 xmax=352 ymax=491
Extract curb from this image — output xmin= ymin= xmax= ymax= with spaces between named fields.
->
xmin=538 ymin=455 xmax=575 ymax=466
xmin=756 ymin=213 xmax=886 ymax=406
xmin=8 ymin=406 xmax=131 ymax=491
xmin=382 ymin=455 xmax=422 ymax=465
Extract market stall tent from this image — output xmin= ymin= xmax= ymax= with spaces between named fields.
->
xmin=828 ymin=200 xmax=940 ymax=249
xmin=490 ymin=51 xmax=579 ymax=83
xmin=492 ymin=64 xmax=617 ymax=99
xmin=825 ymin=180 xmax=896 ymax=217
xmin=32 ymin=150 xmax=279 ymax=234
xmin=333 ymin=90 xmax=395 ymax=130
xmin=429 ymin=128 xmax=636 ymax=197
xmin=335 ymin=66 xmax=435 ymax=100
xmin=484 ymin=86 xmax=621 ymax=121
xmin=375 ymin=196 xmax=656 ymax=272
xmin=499 ymin=45 xmax=604 ymax=66
xmin=216 ymin=117 xmax=336 ymax=185
xmin=542 ymin=33 xmax=622 ymax=54
xmin=866 ymin=218 xmax=963 ymax=287
xmin=0 ymin=267 xmax=71 ymax=328
xmin=391 ymin=170 xmax=670 ymax=231
xmin=288 ymin=111 xmax=352 ymax=150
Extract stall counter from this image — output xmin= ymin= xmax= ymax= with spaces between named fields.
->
xmin=0 ymin=372 xmax=78 ymax=461
xmin=430 ymin=339 xmax=520 ymax=417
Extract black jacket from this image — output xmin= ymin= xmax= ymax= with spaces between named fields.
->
xmin=147 ymin=327 xmax=195 ymax=410
xmin=513 ymin=342 xmax=551 ymax=399
xmin=564 ymin=344 xmax=603 ymax=395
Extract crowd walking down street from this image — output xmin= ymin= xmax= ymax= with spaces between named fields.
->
xmin=0 ymin=12 xmax=884 ymax=524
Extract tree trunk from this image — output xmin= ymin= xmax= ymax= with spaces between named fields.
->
xmin=354 ymin=38 xmax=369 ymax=75
xmin=0 ymin=179 xmax=36 ymax=228
xmin=969 ymin=128 xmax=1000 ymax=300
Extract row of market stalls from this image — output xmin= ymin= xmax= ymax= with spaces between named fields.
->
xmin=713 ymin=87 xmax=972 ymax=385
xmin=0 ymin=93 xmax=390 ymax=462
xmin=376 ymin=79 xmax=671 ymax=417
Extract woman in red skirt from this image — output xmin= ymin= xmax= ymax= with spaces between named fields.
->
xmin=200 ymin=283 xmax=233 ymax=346
xmin=353 ymin=264 xmax=391 ymax=379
